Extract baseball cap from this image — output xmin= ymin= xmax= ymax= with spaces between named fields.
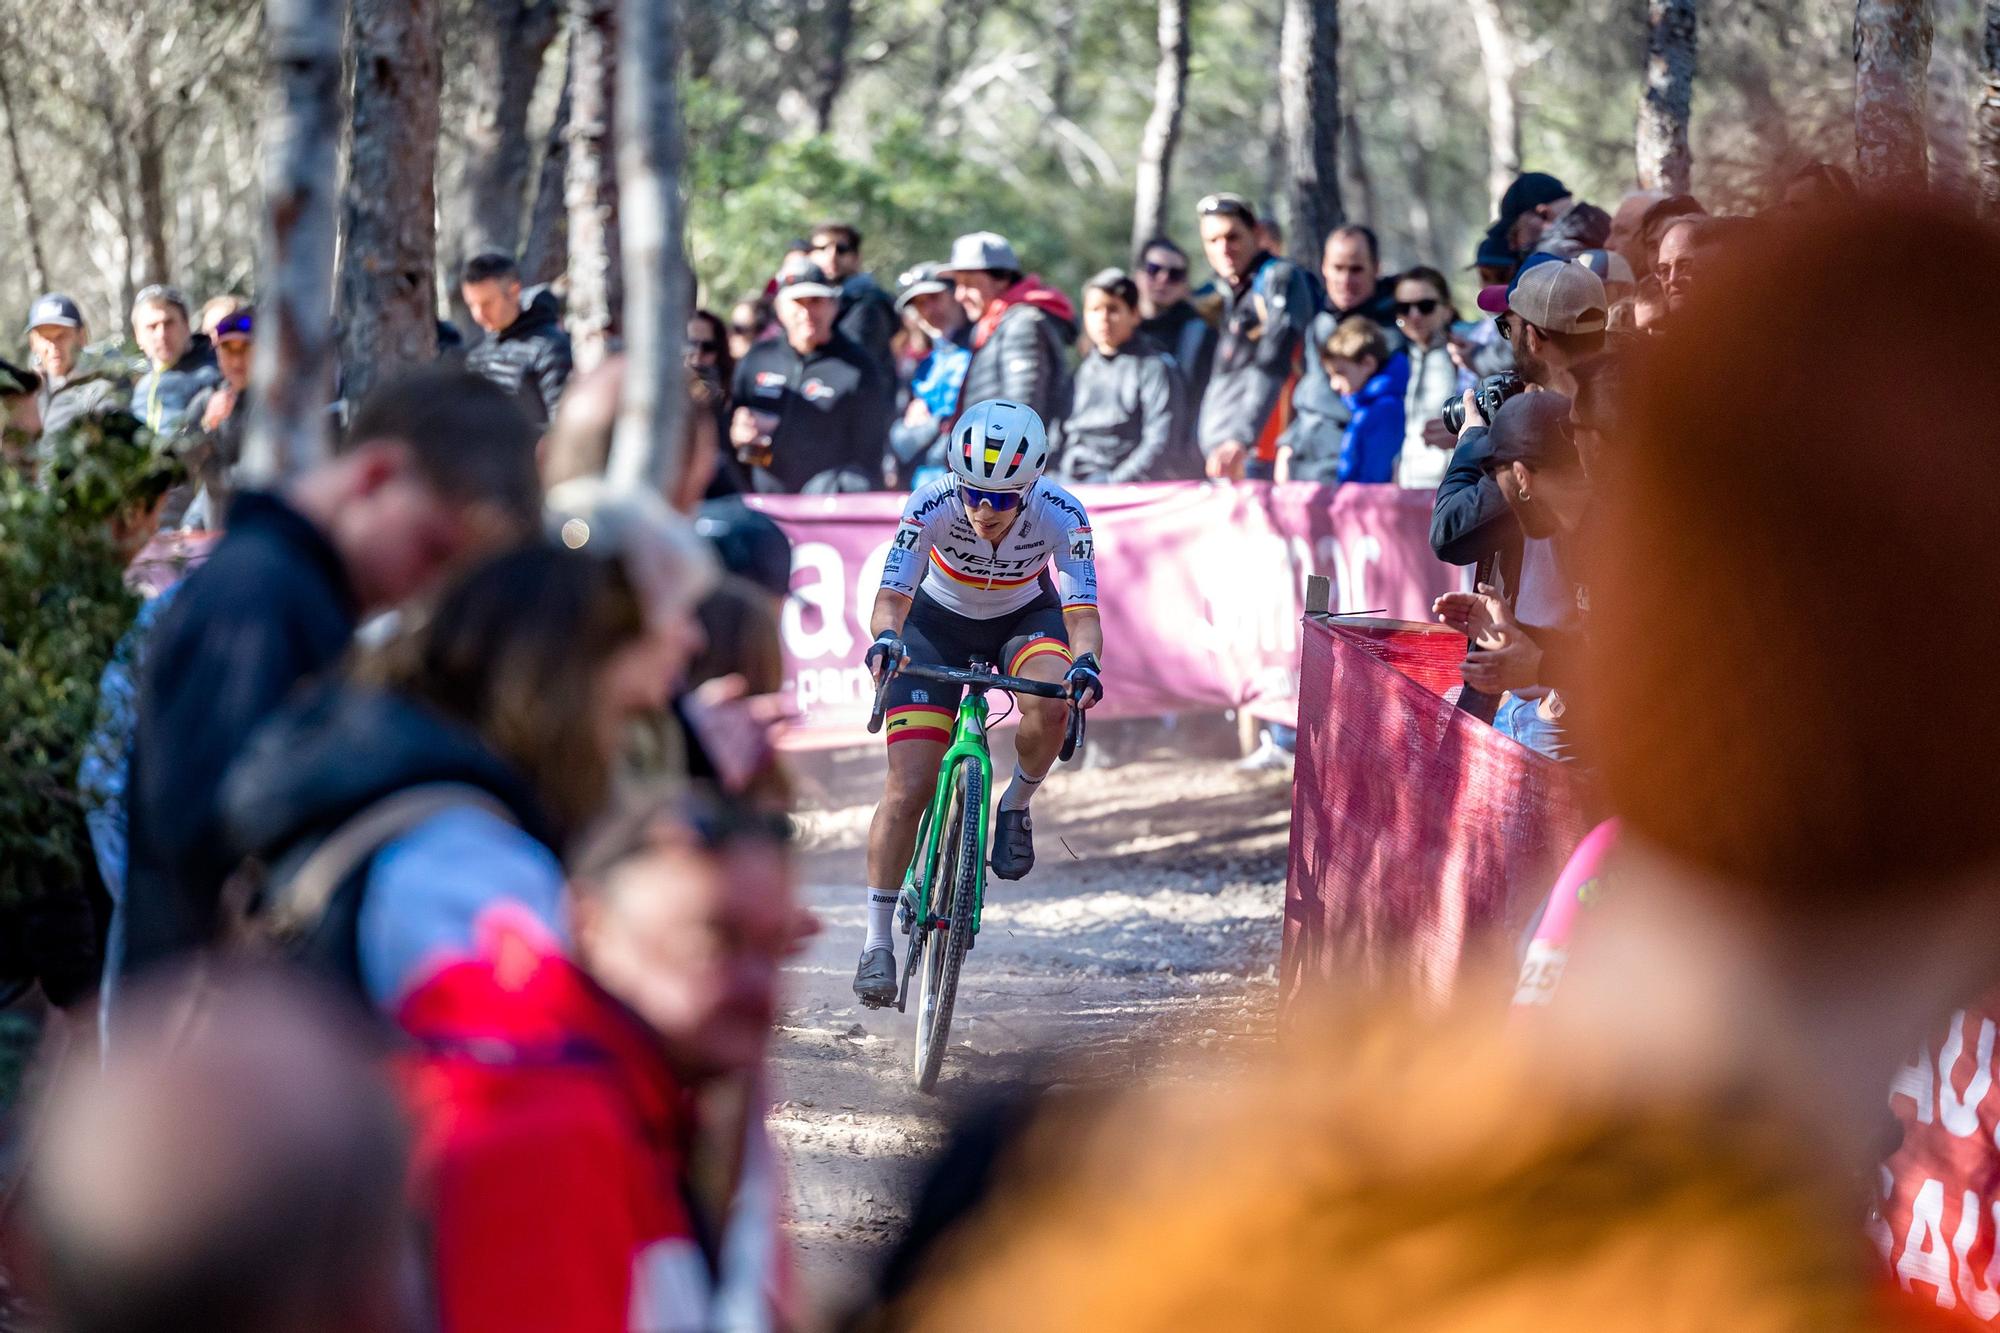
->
xmin=1574 ymin=248 xmax=1637 ymax=292
xmin=895 ymin=261 xmax=951 ymax=312
xmin=1477 ymin=257 xmax=1607 ymax=335
xmin=26 ymin=292 xmax=82 ymax=332
xmin=1497 ymin=172 xmax=1570 ymax=225
xmin=1469 ymin=221 xmax=1515 ymax=272
xmin=773 ymin=258 xmax=839 ymax=301
xmin=939 ymin=231 xmax=1022 ymax=276
xmin=1485 ymin=390 xmax=1580 ymax=472
xmin=212 ymin=307 xmax=255 ymax=342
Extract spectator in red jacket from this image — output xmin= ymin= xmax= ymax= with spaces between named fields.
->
xmin=395 ymin=794 xmax=809 ymax=1333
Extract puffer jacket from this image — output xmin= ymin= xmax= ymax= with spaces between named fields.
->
xmin=1054 ymin=334 xmax=1198 ymax=483
xmin=133 ymin=338 xmax=220 ymax=435
xmin=465 ymin=286 xmax=574 ymax=425
xmin=957 ymin=275 xmax=1077 ymax=429
xmin=1195 ymin=251 xmax=1317 ymax=455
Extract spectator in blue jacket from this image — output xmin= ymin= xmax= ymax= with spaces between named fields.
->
xmin=888 ymin=262 xmax=972 ymax=489
xmin=1277 ymin=317 xmax=1406 ymax=484
xmin=130 ymin=285 xmax=219 ymax=436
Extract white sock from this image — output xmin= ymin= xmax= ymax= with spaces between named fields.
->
xmin=864 ymin=888 xmax=898 ymax=954
xmin=999 ymin=762 xmax=1047 ymax=813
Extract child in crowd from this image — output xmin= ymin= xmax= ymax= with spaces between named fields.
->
xmin=1275 ymin=317 xmax=1407 ymax=484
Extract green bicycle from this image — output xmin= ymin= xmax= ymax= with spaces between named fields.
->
xmin=867 ymin=660 xmax=1086 ymax=1092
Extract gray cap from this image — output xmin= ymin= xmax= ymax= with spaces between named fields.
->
xmin=26 ymin=292 xmax=83 ymax=332
xmin=938 ymin=231 xmax=1021 ymax=276
xmin=774 ymin=257 xmax=840 ymax=301
xmin=894 ymin=261 xmax=952 ymax=311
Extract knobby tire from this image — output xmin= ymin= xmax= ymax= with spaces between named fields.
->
xmin=913 ymin=756 xmax=982 ymax=1093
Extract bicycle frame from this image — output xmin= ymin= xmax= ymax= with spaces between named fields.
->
xmin=903 ymin=686 xmax=996 ymax=942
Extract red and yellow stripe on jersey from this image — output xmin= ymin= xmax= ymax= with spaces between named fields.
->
xmin=884 ymin=704 xmax=953 ymax=746
xmin=1006 ymin=636 xmax=1073 ymax=677
xmin=928 ymin=549 xmax=1042 ymax=590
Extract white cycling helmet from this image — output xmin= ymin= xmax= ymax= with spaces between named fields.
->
xmin=949 ymin=398 xmax=1049 ymax=492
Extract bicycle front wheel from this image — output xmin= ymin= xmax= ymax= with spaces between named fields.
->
xmin=912 ymin=754 xmax=983 ymax=1093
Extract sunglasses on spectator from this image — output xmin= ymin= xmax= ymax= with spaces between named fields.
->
xmin=956 ymin=482 xmax=1024 ymax=512
xmin=1196 ymin=193 xmax=1257 ymax=225
xmin=1494 ymin=313 xmax=1515 ymax=340
xmin=1395 ymin=298 xmax=1441 ymax=316
xmin=1143 ymin=261 xmax=1188 ymax=281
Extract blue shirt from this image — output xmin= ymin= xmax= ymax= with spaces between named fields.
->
xmin=1335 ymin=352 xmax=1411 ymax=484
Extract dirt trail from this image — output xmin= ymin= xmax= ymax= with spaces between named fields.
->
xmin=771 ymin=746 xmax=1292 ymax=1323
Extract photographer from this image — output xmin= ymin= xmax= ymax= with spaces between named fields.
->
xmin=1433 ymin=391 xmax=1592 ymax=762
xmin=1430 ymin=257 xmax=1607 ymax=573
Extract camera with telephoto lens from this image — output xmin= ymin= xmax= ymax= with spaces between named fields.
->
xmin=1440 ymin=372 xmax=1528 ymax=435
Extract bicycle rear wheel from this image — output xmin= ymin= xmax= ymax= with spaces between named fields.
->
xmin=912 ymin=755 xmax=983 ymax=1093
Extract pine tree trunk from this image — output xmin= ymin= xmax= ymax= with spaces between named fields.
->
xmin=1342 ymin=95 xmax=1377 ymax=232
xmin=520 ymin=56 xmax=572 ymax=287
xmin=1278 ymin=0 xmax=1342 ymax=267
xmin=338 ymin=0 xmax=441 ymax=403
xmin=1855 ymin=0 xmax=1934 ymax=193
xmin=566 ymin=0 xmax=620 ymax=374
xmin=0 ymin=48 xmax=48 ymax=293
xmin=1977 ymin=0 xmax=2000 ymax=214
xmin=1637 ymin=0 xmax=1698 ymax=195
xmin=606 ymin=0 xmax=690 ymax=494
xmin=1130 ymin=0 xmax=1191 ymax=255
xmin=243 ymin=0 xmax=347 ymax=486
xmin=460 ymin=0 xmax=561 ymax=257
xmin=1465 ymin=0 xmax=1522 ymax=211
xmin=812 ymin=0 xmax=855 ymax=135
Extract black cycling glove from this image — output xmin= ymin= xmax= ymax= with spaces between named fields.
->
xmin=1066 ymin=651 xmax=1103 ymax=706
xmin=866 ymin=629 xmax=907 ymax=678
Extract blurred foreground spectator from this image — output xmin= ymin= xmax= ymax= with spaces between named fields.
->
xmin=859 ymin=196 xmax=2000 ymax=1333
xmin=1055 ymin=268 xmax=1196 ymax=484
xmin=130 ymin=285 xmax=218 ymax=436
xmin=17 ymin=967 xmax=412 ymax=1333
xmin=461 ymin=251 xmax=575 ymax=426
xmin=120 ymin=371 xmax=542 ymax=983
xmin=396 ymin=794 xmax=804 ymax=1331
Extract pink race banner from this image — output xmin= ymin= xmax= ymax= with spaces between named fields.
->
xmin=749 ymin=481 xmax=1462 ymax=743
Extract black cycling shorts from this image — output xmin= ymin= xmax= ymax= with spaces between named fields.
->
xmin=882 ymin=586 xmax=1071 ymax=746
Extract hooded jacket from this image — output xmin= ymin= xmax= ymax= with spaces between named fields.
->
xmin=957 ymin=275 xmax=1077 ymax=430
xmin=222 ymin=684 xmax=565 ymax=1007
xmin=1054 ymin=334 xmax=1199 ymax=484
xmin=133 ymin=337 xmax=220 ymax=435
xmin=1196 ymin=252 xmax=1317 ymax=455
xmin=395 ymin=932 xmax=788 ymax=1332
xmin=465 ymin=286 xmax=575 ymax=425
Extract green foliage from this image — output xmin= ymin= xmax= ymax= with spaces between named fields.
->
xmin=0 ymin=411 xmax=181 ymax=922
xmin=686 ymin=85 xmax=1128 ymax=307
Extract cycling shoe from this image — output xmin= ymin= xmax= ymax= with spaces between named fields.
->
xmin=991 ymin=808 xmax=1035 ymax=881
xmin=853 ymin=947 xmax=898 ymax=1008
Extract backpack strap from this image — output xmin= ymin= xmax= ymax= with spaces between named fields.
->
xmin=262 ymin=783 xmax=518 ymax=945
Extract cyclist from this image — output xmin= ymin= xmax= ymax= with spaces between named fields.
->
xmin=853 ymin=398 xmax=1104 ymax=1007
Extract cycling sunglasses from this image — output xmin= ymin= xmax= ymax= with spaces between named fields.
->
xmin=1143 ymin=260 xmax=1188 ymax=281
xmin=956 ymin=481 xmax=1025 ymax=512
xmin=1394 ymin=298 xmax=1441 ymax=316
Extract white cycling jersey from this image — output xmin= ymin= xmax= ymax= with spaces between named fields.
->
xmin=880 ymin=477 xmax=1098 ymax=619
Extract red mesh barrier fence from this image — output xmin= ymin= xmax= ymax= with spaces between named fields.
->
xmin=1280 ymin=616 xmax=1597 ymax=1021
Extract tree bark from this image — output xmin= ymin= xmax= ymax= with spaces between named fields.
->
xmin=1637 ymin=0 xmax=1698 ymax=195
xmin=460 ymin=0 xmax=561 ymax=257
xmin=243 ymin=0 xmax=346 ymax=486
xmin=338 ymin=0 xmax=441 ymax=403
xmin=0 ymin=45 xmax=48 ymax=293
xmin=1342 ymin=93 xmax=1377 ymax=232
xmin=1278 ymin=0 xmax=1342 ymax=267
xmin=1130 ymin=0 xmax=1191 ymax=256
xmin=812 ymin=0 xmax=855 ymax=135
xmin=520 ymin=55 xmax=572 ymax=287
xmin=1465 ymin=0 xmax=1523 ymax=211
xmin=567 ymin=0 xmax=621 ymax=373
xmin=131 ymin=41 xmax=172 ymax=286
xmin=1855 ymin=0 xmax=1934 ymax=193
xmin=606 ymin=0 xmax=689 ymax=494
xmin=1982 ymin=0 xmax=2000 ymax=215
